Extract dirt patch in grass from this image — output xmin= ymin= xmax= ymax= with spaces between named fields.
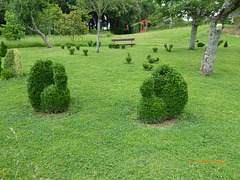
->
xmin=222 ymin=27 xmax=240 ymax=37
xmin=134 ymin=119 xmax=177 ymax=129
xmin=34 ymin=112 xmax=64 ymax=119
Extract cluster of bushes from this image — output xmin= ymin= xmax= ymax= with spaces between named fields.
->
xmin=142 ymin=55 xmax=159 ymax=71
xmin=60 ymin=44 xmax=89 ymax=56
xmin=218 ymin=40 xmax=228 ymax=47
xmin=138 ymin=64 xmax=188 ymax=123
xmin=109 ymin=43 xmax=126 ymax=49
xmin=88 ymin=40 xmax=101 ymax=47
xmin=27 ymin=59 xmax=71 ymax=113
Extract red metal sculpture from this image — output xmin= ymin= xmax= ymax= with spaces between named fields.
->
xmin=140 ymin=19 xmax=148 ymax=33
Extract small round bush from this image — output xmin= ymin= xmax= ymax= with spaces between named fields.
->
xmin=138 ymin=64 xmax=188 ymax=123
xmin=197 ymin=42 xmax=205 ymax=47
xmin=83 ymin=50 xmax=88 ymax=56
xmin=224 ymin=40 xmax=228 ymax=47
xmin=121 ymin=44 xmax=126 ymax=49
xmin=76 ymin=45 xmax=80 ymax=50
xmin=40 ymin=85 xmax=70 ymax=113
xmin=1 ymin=69 xmax=15 ymax=80
xmin=143 ymin=63 xmax=149 ymax=70
xmin=67 ymin=45 xmax=71 ymax=49
xmin=27 ymin=59 xmax=54 ymax=110
xmin=3 ymin=49 xmax=23 ymax=77
xmin=152 ymin=47 xmax=158 ymax=52
xmin=148 ymin=58 xmax=155 ymax=64
xmin=61 ymin=45 xmax=65 ymax=49
xmin=69 ymin=48 xmax=75 ymax=55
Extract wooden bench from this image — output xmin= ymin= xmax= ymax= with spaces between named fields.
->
xmin=112 ymin=38 xmax=135 ymax=47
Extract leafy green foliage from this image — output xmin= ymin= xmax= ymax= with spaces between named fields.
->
xmin=88 ymin=40 xmax=93 ymax=47
xmin=148 ymin=58 xmax=155 ymax=64
xmin=130 ymin=22 xmax=141 ymax=34
xmin=152 ymin=47 xmax=158 ymax=52
xmin=0 ymin=58 xmax=2 ymax=75
xmin=40 ymin=85 xmax=70 ymax=113
xmin=1 ymin=69 xmax=15 ymax=80
xmin=67 ymin=45 xmax=71 ymax=49
xmin=218 ymin=40 xmax=224 ymax=46
xmin=69 ymin=48 xmax=75 ymax=55
xmin=55 ymin=9 xmax=90 ymax=41
xmin=142 ymin=63 xmax=153 ymax=71
xmin=0 ymin=11 xmax=25 ymax=41
xmin=76 ymin=45 xmax=80 ymax=50
xmin=164 ymin=44 xmax=173 ymax=52
xmin=224 ymin=40 xmax=228 ymax=47
xmin=0 ymin=41 xmax=7 ymax=57
xmin=83 ymin=50 xmax=88 ymax=56
xmin=27 ymin=59 xmax=54 ymax=111
xmin=197 ymin=42 xmax=205 ymax=47
xmin=3 ymin=49 xmax=23 ymax=77
xmin=126 ymin=52 xmax=132 ymax=64
xmin=61 ymin=45 xmax=65 ymax=49
xmin=40 ymin=63 xmax=70 ymax=113
xmin=138 ymin=64 xmax=188 ymax=123
xmin=121 ymin=44 xmax=126 ymax=49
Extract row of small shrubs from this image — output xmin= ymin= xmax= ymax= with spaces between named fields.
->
xmin=109 ymin=43 xmax=126 ymax=49
xmin=27 ymin=59 xmax=71 ymax=113
xmin=218 ymin=40 xmax=228 ymax=47
xmin=151 ymin=45 xmax=173 ymax=53
xmin=88 ymin=40 xmax=101 ymax=47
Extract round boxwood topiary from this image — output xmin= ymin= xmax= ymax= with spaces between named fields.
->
xmin=138 ymin=64 xmax=188 ymax=123
xmin=40 ymin=85 xmax=70 ymax=113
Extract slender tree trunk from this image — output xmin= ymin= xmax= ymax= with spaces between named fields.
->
xmin=189 ymin=19 xmax=199 ymax=50
xmin=200 ymin=21 xmax=221 ymax=75
xmin=200 ymin=0 xmax=240 ymax=76
xmin=29 ymin=11 xmax=52 ymax=48
xmin=97 ymin=16 xmax=101 ymax=53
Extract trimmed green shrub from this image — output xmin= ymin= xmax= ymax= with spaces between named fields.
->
xmin=113 ymin=44 xmax=120 ymax=49
xmin=0 ymin=58 xmax=2 ymax=75
xmin=66 ymin=45 xmax=71 ymax=49
xmin=147 ymin=55 xmax=151 ymax=60
xmin=148 ymin=64 xmax=153 ymax=71
xmin=109 ymin=43 xmax=114 ymax=48
xmin=197 ymin=42 xmax=205 ymax=47
xmin=40 ymin=85 xmax=70 ymax=113
xmin=148 ymin=58 xmax=155 ymax=64
xmin=76 ymin=45 xmax=80 ymax=50
xmin=218 ymin=40 xmax=224 ymax=46
xmin=126 ymin=52 xmax=132 ymax=64
xmin=83 ymin=50 xmax=88 ymax=56
xmin=27 ymin=59 xmax=54 ymax=111
xmin=164 ymin=44 xmax=173 ymax=52
xmin=143 ymin=63 xmax=149 ymax=70
xmin=93 ymin=41 xmax=101 ymax=47
xmin=138 ymin=64 xmax=188 ymax=123
xmin=88 ymin=40 xmax=93 ymax=47
xmin=69 ymin=48 xmax=75 ymax=55
xmin=40 ymin=63 xmax=70 ymax=113
xmin=3 ymin=49 xmax=23 ymax=77
xmin=61 ymin=45 xmax=65 ymax=49
xmin=1 ymin=69 xmax=15 ymax=80
xmin=155 ymin=57 xmax=159 ymax=62
xmin=153 ymin=47 xmax=158 ymax=52
xmin=224 ymin=40 xmax=228 ymax=47
xmin=121 ymin=44 xmax=126 ymax=49
xmin=0 ymin=41 xmax=8 ymax=57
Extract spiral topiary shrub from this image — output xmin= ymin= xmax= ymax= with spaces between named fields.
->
xmin=28 ymin=60 xmax=71 ymax=113
xmin=3 ymin=49 xmax=23 ymax=77
xmin=40 ymin=63 xmax=70 ymax=113
xmin=138 ymin=64 xmax=188 ymax=123
xmin=27 ymin=59 xmax=54 ymax=111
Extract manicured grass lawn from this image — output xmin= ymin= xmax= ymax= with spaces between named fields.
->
xmin=0 ymin=26 xmax=239 ymax=179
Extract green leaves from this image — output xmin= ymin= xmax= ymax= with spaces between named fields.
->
xmin=54 ymin=9 xmax=90 ymax=41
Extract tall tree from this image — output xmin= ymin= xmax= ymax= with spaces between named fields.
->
xmin=200 ymin=0 xmax=240 ymax=76
xmin=79 ymin=0 xmax=115 ymax=53
xmin=184 ymin=0 xmax=224 ymax=50
xmin=11 ymin=0 xmax=54 ymax=48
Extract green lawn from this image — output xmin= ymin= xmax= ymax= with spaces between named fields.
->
xmin=0 ymin=26 xmax=240 ymax=179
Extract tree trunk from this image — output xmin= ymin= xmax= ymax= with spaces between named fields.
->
xmin=29 ymin=11 xmax=52 ymax=48
xmin=96 ymin=16 xmax=101 ymax=53
xmin=189 ymin=19 xmax=199 ymax=50
xmin=200 ymin=0 xmax=240 ymax=76
xmin=200 ymin=21 xmax=221 ymax=75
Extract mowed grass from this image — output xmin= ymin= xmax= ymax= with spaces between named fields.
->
xmin=0 ymin=25 xmax=240 ymax=179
